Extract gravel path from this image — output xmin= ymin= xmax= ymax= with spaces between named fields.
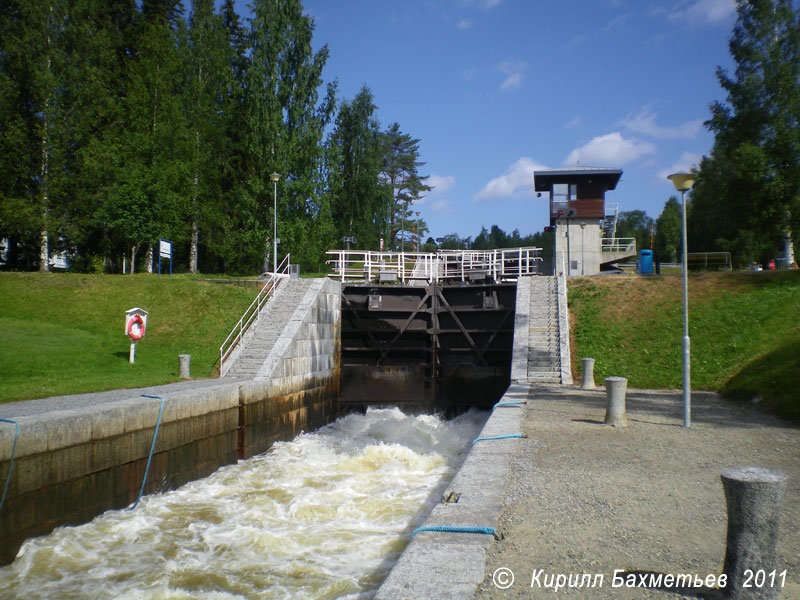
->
xmin=473 ymin=385 xmax=800 ymax=599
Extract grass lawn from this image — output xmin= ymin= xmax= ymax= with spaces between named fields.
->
xmin=568 ymin=270 xmax=800 ymax=423
xmin=0 ymin=272 xmax=258 ymax=402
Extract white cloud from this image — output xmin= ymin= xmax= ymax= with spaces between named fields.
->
xmin=605 ymin=11 xmax=633 ymax=31
xmin=563 ymin=132 xmax=656 ymax=166
xmin=456 ymin=18 xmax=474 ymax=29
xmin=432 ymin=198 xmax=456 ymax=215
xmin=418 ymin=174 xmax=456 ymax=214
xmin=563 ymin=34 xmax=588 ymax=49
xmin=499 ymin=59 xmax=526 ymax=91
xmin=621 ymin=106 xmax=703 ymax=139
xmin=426 ymin=174 xmax=457 ymax=195
xmin=667 ymin=0 xmax=735 ymax=25
xmin=475 ymin=156 xmax=548 ymax=203
xmin=657 ymin=151 xmax=702 ymax=181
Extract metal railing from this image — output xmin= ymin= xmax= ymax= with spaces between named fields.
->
xmin=601 ymin=238 xmax=636 ymax=254
xmin=687 ymin=252 xmax=732 ymax=271
xmin=219 ymin=253 xmax=291 ymax=376
xmin=325 ymin=247 xmax=543 ymax=284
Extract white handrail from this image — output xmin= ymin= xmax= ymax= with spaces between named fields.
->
xmin=325 ymin=247 xmax=543 ymax=284
xmin=219 ymin=254 xmax=291 ymax=376
xmin=601 ymin=238 xmax=636 ymax=253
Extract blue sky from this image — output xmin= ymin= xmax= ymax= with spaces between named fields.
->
xmin=236 ymin=0 xmax=739 ymax=240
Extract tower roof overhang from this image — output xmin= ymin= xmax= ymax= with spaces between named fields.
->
xmin=533 ymin=167 xmax=623 ymax=192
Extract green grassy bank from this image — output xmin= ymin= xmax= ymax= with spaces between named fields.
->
xmin=2 ymin=270 xmax=798 ymax=423
xmin=0 ymin=273 xmax=257 ymax=402
xmin=569 ymin=270 xmax=800 ymax=423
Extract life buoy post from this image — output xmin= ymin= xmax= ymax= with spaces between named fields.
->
xmin=125 ymin=308 xmax=149 ymax=364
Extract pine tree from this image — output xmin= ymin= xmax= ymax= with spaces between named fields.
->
xmin=379 ymin=123 xmax=431 ymax=251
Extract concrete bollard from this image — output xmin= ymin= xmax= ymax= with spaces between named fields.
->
xmin=721 ymin=467 xmax=788 ymax=599
xmin=179 ymin=354 xmax=191 ymax=379
xmin=604 ymin=376 xmax=627 ymax=427
xmin=581 ymin=357 xmax=596 ymax=389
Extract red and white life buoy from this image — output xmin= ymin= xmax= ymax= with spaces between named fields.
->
xmin=127 ymin=313 xmax=145 ymax=340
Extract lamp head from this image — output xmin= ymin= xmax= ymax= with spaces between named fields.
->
xmin=668 ymin=172 xmax=696 ymax=192
xmin=270 ymin=172 xmax=281 ymax=182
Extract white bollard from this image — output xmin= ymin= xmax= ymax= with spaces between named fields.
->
xmin=604 ymin=377 xmax=628 ymax=427
xmin=721 ymin=466 xmax=788 ymax=599
xmin=179 ymin=354 xmax=191 ymax=379
xmin=581 ymin=357 xmax=596 ymax=389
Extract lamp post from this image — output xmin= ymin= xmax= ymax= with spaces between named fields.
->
xmin=270 ymin=172 xmax=280 ymax=274
xmin=668 ymin=171 xmax=696 ymax=428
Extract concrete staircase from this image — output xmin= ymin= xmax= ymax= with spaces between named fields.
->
xmin=224 ymin=278 xmax=314 ymax=379
xmin=511 ymin=275 xmax=572 ymax=385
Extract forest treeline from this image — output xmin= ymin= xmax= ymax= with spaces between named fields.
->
xmin=1 ymin=0 xmax=798 ymax=274
xmin=0 ymin=0 xmax=433 ymax=274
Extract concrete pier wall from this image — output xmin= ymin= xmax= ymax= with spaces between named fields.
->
xmin=239 ymin=278 xmax=341 ymax=458
xmin=0 ymin=278 xmax=341 ymax=565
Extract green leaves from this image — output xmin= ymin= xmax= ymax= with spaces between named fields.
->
xmin=692 ymin=0 xmax=800 ymax=268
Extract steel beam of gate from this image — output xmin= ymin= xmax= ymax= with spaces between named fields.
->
xmin=376 ymin=291 xmax=432 ymax=366
xmin=473 ymin=308 xmax=514 ymax=366
xmin=435 ymin=289 xmax=490 ymax=367
xmin=341 ymin=294 xmax=384 ymax=359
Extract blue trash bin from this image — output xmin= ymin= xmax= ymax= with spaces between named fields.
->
xmin=639 ymin=249 xmax=654 ymax=274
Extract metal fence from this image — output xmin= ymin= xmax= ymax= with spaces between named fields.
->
xmin=325 ymin=247 xmax=544 ymax=284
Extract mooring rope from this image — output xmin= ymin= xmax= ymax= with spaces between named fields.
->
xmin=0 ymin=418 xmax=19 ymax=516
xmin=129 ymin=395 xmax=165 ymax=510
xmin=492 ymin=401 xmax=525 ymax=410
xmin=411 ymin=525 xmax=498 ymax=539
xmin=472 ymin=433 xmax=524 ymax=445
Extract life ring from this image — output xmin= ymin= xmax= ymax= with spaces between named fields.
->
xmin=127 ymin=314 xmax=145 ymax=340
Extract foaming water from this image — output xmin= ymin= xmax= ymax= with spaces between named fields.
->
xmin=0 ymin=407 xmax=486 ymax=600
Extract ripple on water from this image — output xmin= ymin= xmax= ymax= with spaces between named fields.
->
xmin=0 ymin=407 xmax=486 ymax=600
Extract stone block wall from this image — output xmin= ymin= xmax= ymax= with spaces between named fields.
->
xmin=241 ymin=278 xmax=341 ymax=458
xmin=0 ymin=385 xmax=240 ymax=565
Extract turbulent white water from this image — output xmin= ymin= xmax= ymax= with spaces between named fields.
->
xmin=0 ymin=407 xmax=486 ymax=600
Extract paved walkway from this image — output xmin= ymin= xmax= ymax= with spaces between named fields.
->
xmin=0 ymin=378 xmax=244 ymax=420
xmin=473 ymin=385 xmax=800 ymax=599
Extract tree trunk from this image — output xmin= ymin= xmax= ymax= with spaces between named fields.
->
xmin=145 ymin=244 xmax=153 ymax=273
xmin=38 ymin=12 xmax=52 ymax=273
xmin=190 ymin=220 xmax=199 ymax=273
xmin=130 ymin=245 xmax=138 ymax=274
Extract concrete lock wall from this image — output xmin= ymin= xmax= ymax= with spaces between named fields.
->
xmin=239 ymin=278 xmax=342 ymax=458
xmin=0 ymin=278 xmax=341 ymax=566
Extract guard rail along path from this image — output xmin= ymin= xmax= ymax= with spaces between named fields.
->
xmin=219 ymin=254 xmax=291 ymax=377
xmin=325 ymin=247 xmax=544 ymax=285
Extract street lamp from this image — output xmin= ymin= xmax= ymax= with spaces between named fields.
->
xmin=668 ymin=171 xmax=696 ymax=428
xmin=270 ymin=172 xmax=281 ymax=274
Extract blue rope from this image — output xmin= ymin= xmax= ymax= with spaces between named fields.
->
xmin=493 ymin=401 xmax=525 ymax=409
xmin=412 ymin=525 xmax=497 ymax=538
xmin=472 ymin=434 xmax=524 ymax=445
xmin=0 ymin=418 xmax=19 ymax=516
xmin=130 ymin=395 xmax=165 ymax=510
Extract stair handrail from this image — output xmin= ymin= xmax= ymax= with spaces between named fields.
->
xmin=219 ymin=253 xmax=291 ymax=376
xmin=558 ymin=253 xmax=572 ymax=384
